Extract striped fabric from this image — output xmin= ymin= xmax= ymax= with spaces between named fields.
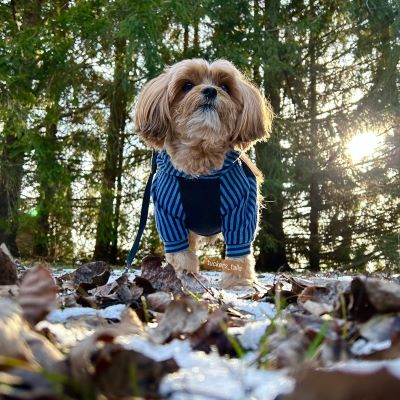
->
xmin=151 ymin=148 xmax=259 ymax=258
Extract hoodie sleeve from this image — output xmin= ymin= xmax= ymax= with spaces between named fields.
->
xmin=151 ymin=173 xmax=189 ymax=253
xmin=220 ymin=164 xmax=259 ymax=258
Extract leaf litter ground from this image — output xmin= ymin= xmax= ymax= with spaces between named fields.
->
xmin=1 ymin=253 xmax=400 ymax=399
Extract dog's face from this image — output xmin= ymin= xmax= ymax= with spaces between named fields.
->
xmin=135 ymin=59 xmax=272 ymax=152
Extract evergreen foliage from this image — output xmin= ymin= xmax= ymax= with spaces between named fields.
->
xmin=0 ymin=0 xmax=398 ymax=272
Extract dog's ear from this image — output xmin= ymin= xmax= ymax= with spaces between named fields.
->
xmin=234 ymin=79 xmax=273 ymax=150
xmin=135 ymin=72 xmax=171 ymax=149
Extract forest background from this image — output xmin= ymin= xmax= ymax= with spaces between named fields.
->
xmin=0 ymin=0 xmax=399 ymax=273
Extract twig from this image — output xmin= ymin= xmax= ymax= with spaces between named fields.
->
xmin=189 ymin=272 xmax=219 ymax=301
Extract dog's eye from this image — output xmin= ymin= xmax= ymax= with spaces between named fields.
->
xmin=183 ymin=82 xmax=194 ymax=92
xmin=220 ymin=84 xmax=229 ymax=93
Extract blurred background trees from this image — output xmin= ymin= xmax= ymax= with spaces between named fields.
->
xmin=0 ymin=0 xmax=398 ymax=272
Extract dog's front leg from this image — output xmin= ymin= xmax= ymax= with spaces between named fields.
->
xmin=165 ymin=248 xmax=199 ymax=275
xmin=219 ymin=254 xmax=257 ymax=289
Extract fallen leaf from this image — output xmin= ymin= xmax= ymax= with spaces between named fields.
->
xmin=18 ymin=264 xmax=58 ymax=326
xmin=118 ymin=307 xmax=145 ymax=335
xmin=265 ymin=279 xmax=297 ymax=305
xmin=146 ymin=291 xmax=173 ymax=312
xmin=133 ymin=275 xmax=156 ymax=295
xmin=114 ymin=274 xmax=143 ymax=303
xmin=22 ymin=329 xmax=64 ymax=371
xmin=74 ymin=261 xmax=112 ymax=291
xmin=356 ymin=277 xmax=400 ymax=313
xmin=93 ymin=346 xmax=178 ymax=399
xmin=345 ymin=277 xmax=377 ymax=322
xmin=0 ymin=246 xmax=17 ymax=285
xmin=0 ymin=299 xmax=35 ymax=362
xmin=0 ymin=298 xmax=63 ymax=372
xmin=151 ymin=295 xmax=209 ymax=343
xmin=141 ymin=256 xmax=183 ymax=294
xmin=302 ymin=300 xmax=334 ymax=316
xmin=190 ymin=307 xmax=237 ymax=356
xmin=0 ymin=367 xmax=60 ymax=399
xmin=68 ymin=328 xmax=178 ymax=398
xmin=279 ymin=367 xmax=400 ymax=400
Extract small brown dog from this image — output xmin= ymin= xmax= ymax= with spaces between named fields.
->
xmin=135 ymin=59 xmax=272 ymax=289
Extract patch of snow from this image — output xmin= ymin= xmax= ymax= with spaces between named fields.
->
xmin=118 ymin=336 xmax=192 ymax=362
xmin=118 ymin=328 xmax=293 ymax=399
xmin=36 ymin=321 xmax=95 ymax=347
xmin=160 ymin=350 xmax=293 ymax=400
xmin=47 ymin=307 xmax=97 ymax=323
xmin=228 ymin=320 xmax=270 ymax=350
xmin=99 ymin=304 xmax=126 ymax=319
xmin=351 ymin=338 xmax=392 ymax=356
xmin=47 ymin=304 xmax=126 ymax=323
xmin=257 ymin=273 xmax=278 ymax=286
xmin=220 ymin=290 xmax=275 ymax=320
xmin=330 ymin=359 xmax=400 ymax=379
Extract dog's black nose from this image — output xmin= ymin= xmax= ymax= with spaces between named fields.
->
xmin=202 ymin=86 xmax=217 ymax=99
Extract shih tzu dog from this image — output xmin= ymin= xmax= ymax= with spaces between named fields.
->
xmin=135 ymin=59 xmax=272 ymax=289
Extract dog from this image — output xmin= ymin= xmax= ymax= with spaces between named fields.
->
xmin=135 ymin=59 xmax=272 ymax=289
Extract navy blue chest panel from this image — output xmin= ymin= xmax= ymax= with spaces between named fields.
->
xmin=176 ymin=160 xmax=255 ymax=237
xmin=177 ymin=176 xmax=221 ymax=236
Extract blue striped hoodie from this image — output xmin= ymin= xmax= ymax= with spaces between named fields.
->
xmin=151 ymin=148 xmax=259 ymax=258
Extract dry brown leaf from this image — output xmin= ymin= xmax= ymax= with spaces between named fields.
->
xmin=298 ymin=285 xmax=329 ymax=303
xmin=0 ymin=298 xmax=63 ymax=372
xmin=151 ymin=295 xmax=209 ymax=343
xmin=74 ymin=261 xmax=112 ymax=291
xmin=119 ymin=307 xmax=145 ymax=335
xmin=279 ymin=367 xmax=400 ymax=400
xmin=18 ymin=264 xmax=58 ymax=326
xmin=0 ymin=367 xmax=59 ymax=399
xmin=359 ymin=314 xmax=399 ymax=343
xmin=0 ymin=246 xmax=17 ymax=285
xmin=80 ymin=274 xmax=143 ymax=307
xmin=302 ymin=300 xmax=334 ymax=316
xmin=141 ymin=255 xmax=183 ymax=294
xmin=69 ymin=328 xmax=119 ymax=387
xmin=22 ymin=330 xmax=64 ymax=370
xmin=146 ymin=291 xmax=173 ymax=312
xmin=0 ymin=299 xmax=35 ymax=362
xmin=92 ymin=346 xmax=178 ymax=399
xmin=356 ymin=277 xmax=400 ymax=313
xmin=189 ymin=307 xmax=236 ymax=355
xmin=88 ymin=280 xmax=118 ymax=297
xmin=345 ymin=277 xmax=400 ymax=323
xmin=284 ymin=275 xmax=314 ymax=294
xmin=68 ymin=327 xmax=177 ymax=398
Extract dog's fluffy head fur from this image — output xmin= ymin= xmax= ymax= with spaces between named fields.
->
xmin=135 ymin=59 xmax=272 ymax=175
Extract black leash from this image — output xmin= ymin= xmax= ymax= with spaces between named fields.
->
xmin=124 ymin=149 xmax=158 ymax=273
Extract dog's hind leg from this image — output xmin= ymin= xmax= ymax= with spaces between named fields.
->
xmin=219 ymin=254 xmax=257 ymax=289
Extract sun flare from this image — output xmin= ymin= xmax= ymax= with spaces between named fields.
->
xmin=346 ymin=131 xmax=383 ymax=163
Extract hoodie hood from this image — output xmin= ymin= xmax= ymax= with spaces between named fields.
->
xmin=156 ymin=148 xmax=242 ymax=179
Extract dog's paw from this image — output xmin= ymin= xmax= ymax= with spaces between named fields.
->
xmin=165 ymin=249 xmax=199 ymax=274
xmin=219 ymin=272 xmax=257 ymax=290
xmin=219 ymin=254 xmax=257 ymax=290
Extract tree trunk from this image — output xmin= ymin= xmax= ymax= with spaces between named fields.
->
xmin=0 ymin=1 xmax=42 ymax=256
xmin=33 ymin=117 xmax=59 ymax=258
xmin=308 ymin=0 xmax=321 ymax=271
xmin=0 ymin=127 xmax=24 ymax=255
xmin=183 ymin=24 xmax=189 ymax=54
xmin=109 ymin=126 xmax=125 ymax=264
xmin=94 ymin=38 xmax=127 ymax=262
xmin=255 ymin=0 xmax=288 ymax=271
